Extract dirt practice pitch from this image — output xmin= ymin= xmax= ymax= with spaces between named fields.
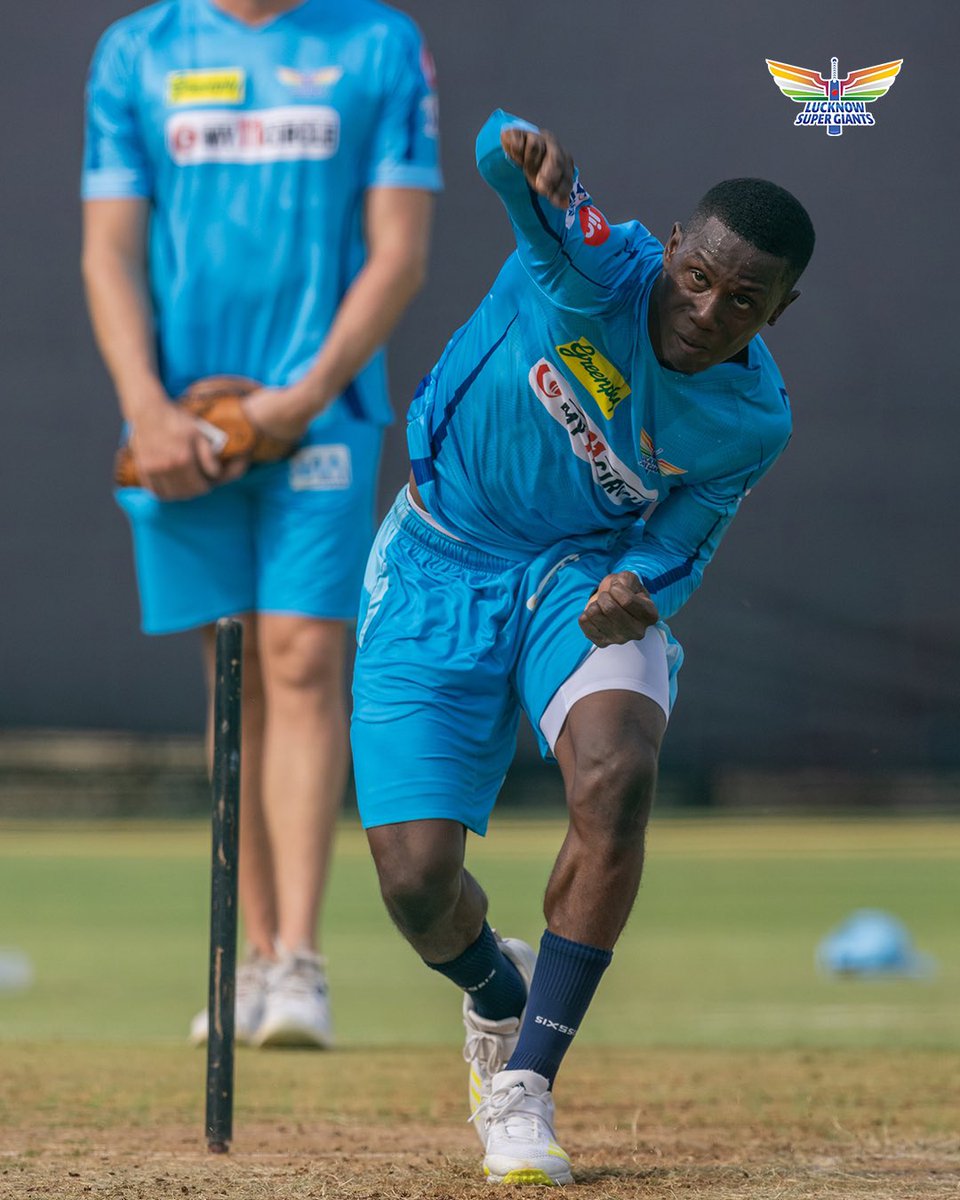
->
xmin=1 ymin=817 xmax=957 ymax=1197
xmin=3 ymin=1044 xmax=958 ymax=1198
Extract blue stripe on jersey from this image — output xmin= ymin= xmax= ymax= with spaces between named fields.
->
xmin=643 ymin=555 xmax=697 ymax=594
xmin=405 ymin=97 xmax=420 ymax=163
xmin=411 ymin=456 xmax=434 ymax=484
xmin=430 ymin=314 xmax=518 ymax=457
xmin=528 ymin=188 xmax=562 ymax=243
xmin=641 ymin=509 xmax=725 ymax=595
xmin=343 ymin=383 xmax=366 ymax=420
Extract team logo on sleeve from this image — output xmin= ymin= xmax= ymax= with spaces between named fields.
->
xmin=276 ymin=66 xmax=343 ymax=97
xmin=166 ymin=69 xmax=245 ymax=106
xmin=565 ymin=179 xmax=590 ymax=229
xmin=420 ymin=45 xmax=438 ymax=91
xmin=418 ymin=46 xmax=440 ymax=138
xmin=529 ymin=360 xmax=656 ymax=507
xmin=579 ymin=206 xmax=610 ymax=245
xmin=766 ymin=56 xmax=903 ymax=135
xmin=555 ymin=338 xmax=630 ymax=418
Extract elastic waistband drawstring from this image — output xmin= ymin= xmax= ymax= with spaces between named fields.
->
xmin=525 ymin=553 xmax=581 ymax=611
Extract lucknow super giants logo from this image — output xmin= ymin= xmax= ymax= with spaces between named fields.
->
xmin=766 ymin=57 xmax=903 ymax=135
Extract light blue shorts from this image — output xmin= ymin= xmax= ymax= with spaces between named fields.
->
xmin=351 ymin=489 xmax=682 ymax=835
xmin=116 ymin=416 xmax=383 ymax=634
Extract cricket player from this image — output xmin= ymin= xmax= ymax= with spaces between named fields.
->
xmin=352 ymin=110 xmax=814 ymax=1182
xmin=81 ymin=0 xmax=441 ymax=1047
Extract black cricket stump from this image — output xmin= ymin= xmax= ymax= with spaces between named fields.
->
xmin=205 ymin=617 xmax=243 ymax=1153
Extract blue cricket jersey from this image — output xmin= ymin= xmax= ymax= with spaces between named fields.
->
xmin=407 ymin=111 xmax=792 ymax=619
xmin=83 ymin=0 xmax=442 ymax=427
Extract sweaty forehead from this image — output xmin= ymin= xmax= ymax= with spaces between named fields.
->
xmin=683 ymin=216 xmax=787 ymax=288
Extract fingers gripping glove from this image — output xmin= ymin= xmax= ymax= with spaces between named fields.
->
xmin=113 ymin=376 xmax=296 ymax=488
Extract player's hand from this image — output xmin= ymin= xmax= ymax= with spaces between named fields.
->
xmin=241 ymin=386 xmax=313 ymax=444
xmin=130 ymin=399 xmax=223 ymax=500
xmin=500 ymin=127 xmax=574 ymax=209
xmin=578 ymin=572 xmax=659 ymax=647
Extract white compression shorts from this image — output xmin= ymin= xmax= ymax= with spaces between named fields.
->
xmin=539 ymin=631 xmax=671 ymax=753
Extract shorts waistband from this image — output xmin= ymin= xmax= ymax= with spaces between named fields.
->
xmin=392 ymin=488 xmax=517 ymax=575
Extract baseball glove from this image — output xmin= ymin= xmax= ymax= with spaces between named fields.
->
xmin=113 ymin=376 xmax=296 ymax=488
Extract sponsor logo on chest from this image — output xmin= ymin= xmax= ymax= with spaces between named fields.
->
xmin=639 ymin=429 xmax=686 ymax=477
xmin=166 ymin=105 xmax=340 ymax=165
xmin=555 ymin=337 xmax=630 ymax=419
xmin=275 ymin=66 xmax=344 ymax=97
xmin=529 ymin=360 xmax=656 ymax=507
xmin=166 ymin=68 xmax=245 ymax=106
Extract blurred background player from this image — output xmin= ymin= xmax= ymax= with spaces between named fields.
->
xmin=81 ymin=0 xmax=441 ymax=1047
xmin=352 ymin=111 xmax=813 ymax=1181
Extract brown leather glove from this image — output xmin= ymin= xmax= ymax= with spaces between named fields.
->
xmin=114 ymin=376 xmax=297 ymax=488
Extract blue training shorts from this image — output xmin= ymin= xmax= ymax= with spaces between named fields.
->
xmin=116 ymin=415 xmax=382 ymax=634
xmin=351 ymin=488 xmax=683 ymax=835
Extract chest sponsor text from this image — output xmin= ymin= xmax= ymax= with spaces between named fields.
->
xmin=556 ymin=338 xmax=630 ymax=418
xmin=166 ymin=106 xmax=340 ymax=165
xmin=166 ymin=69 xmax=245 ymax=106
xmin=529 ymin=360 xmax=656 ymax=507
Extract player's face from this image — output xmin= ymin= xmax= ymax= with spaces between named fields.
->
xmin=651 ymin=216 xmax=799 ymax=374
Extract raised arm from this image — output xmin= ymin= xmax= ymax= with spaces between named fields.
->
xmin=476 ymin=109 xmax=660 ymax=314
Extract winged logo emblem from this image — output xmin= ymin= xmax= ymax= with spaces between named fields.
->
xmin=766 ymin=57 xmax=903 ymax=135
xmin=276 ymin=66 xmax=344 ymax=97
xmin=639 ymin=430 xmax=686 ymax=478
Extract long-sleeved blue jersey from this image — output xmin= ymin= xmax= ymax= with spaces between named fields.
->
xmin=407 ymin=111 xmax=791 ymax=619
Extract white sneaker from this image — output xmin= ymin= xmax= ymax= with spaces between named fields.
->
xmin=463 ymin=935 xmax=538 ymax=1146
xmin=189 ymin=949 xmax=268 ymax=1046
xmin=478 ymin=1069 xmax=572 ymax=1185
xmin=253 ymin=948 xmax=333 ymax=1049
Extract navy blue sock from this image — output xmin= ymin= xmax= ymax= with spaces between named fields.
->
xmin=505 ymin=930 xmax=612 ymax=1085
xmin=424 ymin=922 xmax=526 ymax=1020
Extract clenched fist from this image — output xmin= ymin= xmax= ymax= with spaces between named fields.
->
xmin=578 ymin=572 xmax=659 ymax=647
xmin=500 ymin=127 xmax=575 ymax=210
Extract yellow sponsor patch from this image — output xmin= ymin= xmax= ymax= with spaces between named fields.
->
xmin=555 ymin=337 xmax=630 ymax=418
xmin=166 ymin=68 xmax=245 ymax=106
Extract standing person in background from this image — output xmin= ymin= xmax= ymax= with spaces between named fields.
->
xmin=81 ymin=0 xmax=440 ymax=1048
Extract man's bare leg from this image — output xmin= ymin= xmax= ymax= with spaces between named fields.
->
xmin=547 ymin=688 xmax=666 ymax=947
xmin=366 ymin=819 xmax=486 ymax=961
xmin=257 ymin=613 xmax=349 ymax=953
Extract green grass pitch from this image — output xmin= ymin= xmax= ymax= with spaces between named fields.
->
xmin=0 ymin=815 xmax=957 ymax=1050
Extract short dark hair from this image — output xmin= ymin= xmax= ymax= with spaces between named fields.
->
xmin=687 ymin=178 xmax=815 ymax=285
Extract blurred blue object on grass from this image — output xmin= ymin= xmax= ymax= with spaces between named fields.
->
xmin=817 ymin=910 xmax=937 ymax=979
xmin=0 ymin=948 xmax=33 ymax=992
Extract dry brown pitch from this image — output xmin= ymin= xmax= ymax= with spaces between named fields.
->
xmin=1 ymin=1043 xmax=957 ymax=1198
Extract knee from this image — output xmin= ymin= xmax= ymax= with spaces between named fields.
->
xmin=568 ymin=736 xmax=659 ymax=842
xmin=369 ymin=833 xmax=463 ymax=937
xmin=260 ymin=617 xmax=345 ymax=696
